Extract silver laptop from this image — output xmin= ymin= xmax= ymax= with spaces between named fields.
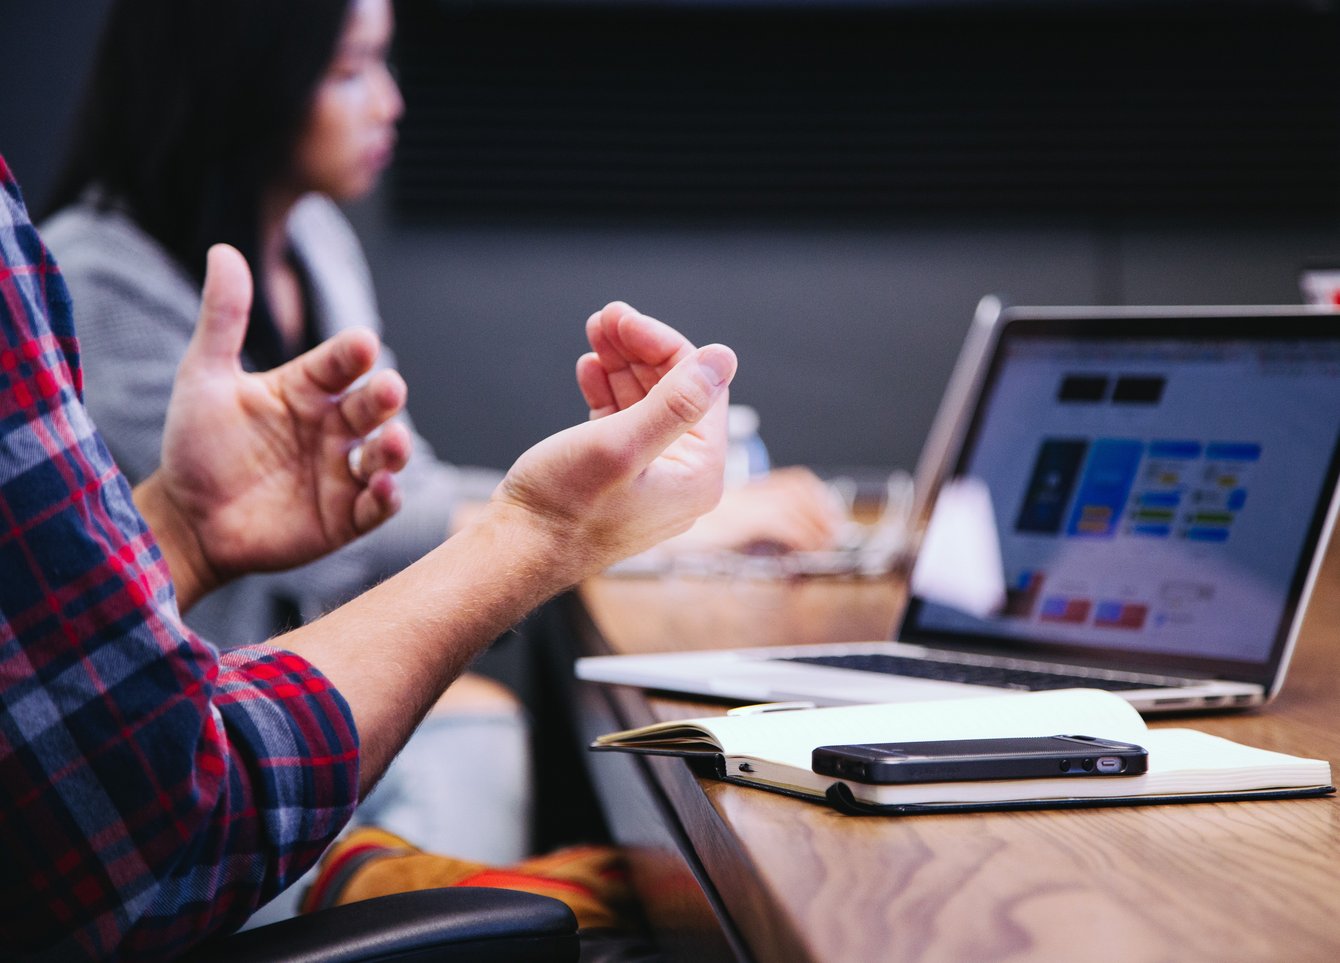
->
xmin=577 ymin=306 xmax=1340 ymax=714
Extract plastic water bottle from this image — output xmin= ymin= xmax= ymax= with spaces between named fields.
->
xmin=725 ymin=404 xmax=770 ymax=487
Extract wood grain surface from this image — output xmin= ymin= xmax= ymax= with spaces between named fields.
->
xmin=575 ymin=546 xmax=1340 ymax=963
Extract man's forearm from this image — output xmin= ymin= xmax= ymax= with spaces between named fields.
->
xmin=278 ymin=501 xmax=578 ymax=795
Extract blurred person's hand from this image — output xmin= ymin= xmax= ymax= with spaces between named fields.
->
xmin=668 ymin=466 xmax=846 ymax=554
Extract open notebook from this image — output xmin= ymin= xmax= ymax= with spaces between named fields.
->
xmin=591 ymin=689 xmax=1333 ymax=815
xmin=579 ymin=307 xmax=1340 ymax=715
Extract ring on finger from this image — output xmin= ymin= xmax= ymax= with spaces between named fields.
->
xmin=347 ymin=443 xmax=366 ymax=482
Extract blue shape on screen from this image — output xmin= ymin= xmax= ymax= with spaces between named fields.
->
xmin=1094 ymin=601 xmax=1123 ymax=622
xmin=1148 ymin=440 xmax=1202 ymax=459
xmin=1227 ymin=488 xmax=1247 ymax=511
xmin=1131 ymin=524 xmax=1173 ymax=538
xmin=1206 ymin=442 xmax=1262 ymax=462
xmin=1065 ymin=439 xmax=1143 ymax=537
xmin=1185 ymin=527 xmax=1231 ymax=543
xmin=1040 ymin=597 xmax=1069 ymax=618
xmin=1140 ymin=491 xmax=1182 ymax=508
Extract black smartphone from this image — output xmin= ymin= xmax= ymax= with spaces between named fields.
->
xmin=811 ymin=734 xmax=1148 ymax=784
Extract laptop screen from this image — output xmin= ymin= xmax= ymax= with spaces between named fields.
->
xmin=901 ymin=312 xmax=1340 ymax=684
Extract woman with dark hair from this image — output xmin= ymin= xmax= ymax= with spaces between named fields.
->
xmin=47 ymin=0 xmax=355 ymax=323
xmin=42 ymin=0 xmax=464 ymax=644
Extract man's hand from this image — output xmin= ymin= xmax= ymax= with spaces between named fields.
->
xmin=490 ymin=301 xmax=737 ymax=580
xmin=575 ymin=300 xmax=697 ymax=418
xmin=576 ymin=304 xmax=841 ymax=556
xmin=136 ymin=244 xmax=411 ymax=609
xmin=283 ymin=301 xmax=735 ymax=787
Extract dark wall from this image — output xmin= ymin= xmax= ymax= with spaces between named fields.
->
xmin=347 ymin=202 xmax=1340 ymax=474
xmin=357 ymin=2 xmax=1340 ymax=471
xmin=0 ymin=0 xmax=110 ymax=207
xmin=6 ymin=0 xmax=1340 ymax=479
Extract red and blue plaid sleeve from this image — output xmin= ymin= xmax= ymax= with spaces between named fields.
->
xmin=0 ymin=156 xmax=361 ymax=961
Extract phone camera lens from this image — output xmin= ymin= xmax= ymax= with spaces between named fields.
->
xmin=1082 ymin=758 xmax=1095 ymax=771
xmin=1059 ymin=759 xmax=1071 ymax=772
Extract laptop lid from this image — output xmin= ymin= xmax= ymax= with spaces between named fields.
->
xmin=898 ymin=306 xmax=1340 ymax=697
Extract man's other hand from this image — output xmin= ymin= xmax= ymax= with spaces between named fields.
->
xmin=491 ymin=301 xmax=736 ymax=580
xmin=139 ymin=244 xmax=411 ymax=607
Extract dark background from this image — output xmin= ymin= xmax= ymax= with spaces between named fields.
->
xmin=5 ymin=0 xmax=1340 ymax=477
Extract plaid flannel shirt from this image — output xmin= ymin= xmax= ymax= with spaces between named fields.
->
xmin=0 ymin=156 xmax=360 ymax=960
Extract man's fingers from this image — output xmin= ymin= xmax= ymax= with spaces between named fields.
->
xmin=352 ymin=470 xmax=402 ymax=533
xmin=602 ymin=344 xmax=736 ymax=469
xmin=587 ymin=303 xmax=698 ymax=412
xmin=339 ymin=368 xmax=408 ymax=436
xmin=587 ymin=305 xmax=660 ymax=410
xmin=584 ymin=303 xmax=633 ymax=365
xmin=288 ymin=328 xmax=382 ymax=397
xmin=576 ymin=352 xmax=617 ymax=418
xmin=614 ymin=308 xmax=695 ymax=374
xmin=185 ymin=244 xmax=253 ymax=370
xmin=586 ymin=301 xmax=690 ymax=370
xmin=348 ymin=423 xmax=412 ymax=481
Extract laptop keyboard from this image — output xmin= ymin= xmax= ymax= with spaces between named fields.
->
xmin=779 ymin=653 xmax=1182 ymax=692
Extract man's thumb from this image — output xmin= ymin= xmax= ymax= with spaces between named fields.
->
xmin=620 ymin=344 xmax=737 ymax=458
xmin=185 ymin=244 xmax=253 ymax=369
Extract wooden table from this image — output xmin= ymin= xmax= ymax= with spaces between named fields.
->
xmin=564 ymin=549 xmax=1340 ymax=963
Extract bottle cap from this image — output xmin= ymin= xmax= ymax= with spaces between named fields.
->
xmin=728 ymin=404 xmax=760 ymax=440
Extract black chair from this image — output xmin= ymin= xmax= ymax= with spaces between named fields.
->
xmin=182 ymin=888 xmax=579 ymax=963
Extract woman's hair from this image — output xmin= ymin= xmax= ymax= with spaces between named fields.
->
xmin=46 ymin=0 xmax=351 ymax=339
